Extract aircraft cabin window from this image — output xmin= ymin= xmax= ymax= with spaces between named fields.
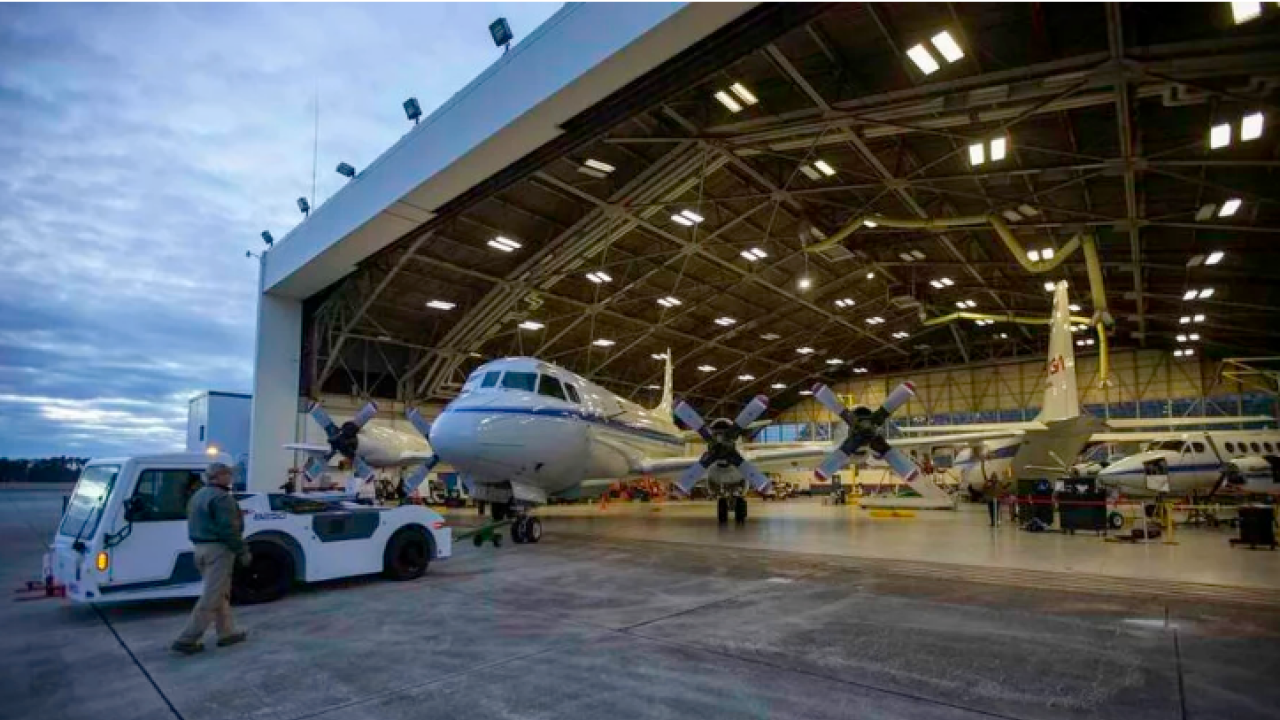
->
xmin=1252 ymin=442 xmax=1263 ymax=453
xmin=1225 ymin=442 xmax=1236 ymax=453
xmin=564 ymin=383 xmax=581 ymax=404
xmin=1266 ymin=442 xmax=1276 ymax=453
xmin=500 ymin=372 xmax=537 ymax=392
xmin=480 ymin=371 xmax=501 ymax=388
xmin=538 ymin=375 xmax=568 ymax=401
xmin=1192 ymin=442 xmax=1205 ymax=453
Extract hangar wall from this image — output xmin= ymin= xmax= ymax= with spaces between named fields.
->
xmin=770 ymin=350 xmax=1273 ymax=434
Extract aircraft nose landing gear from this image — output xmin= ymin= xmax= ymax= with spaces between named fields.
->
xmin=511 ymin=516 xmax=543 ymax=544
xmin=716 ymin=496 xmax=748 ymax=524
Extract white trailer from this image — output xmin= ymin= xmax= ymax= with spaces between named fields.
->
xmin=48 ymin=453 xmax=452 ymax=604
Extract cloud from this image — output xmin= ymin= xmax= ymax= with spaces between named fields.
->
xmin=0 ymin=3 xmax=561 ymax=457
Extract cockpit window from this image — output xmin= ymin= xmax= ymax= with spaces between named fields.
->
xmin=564 ymin=383 xmax=581 ymax=404
xmin=538 ymin=375 xmax=567 ymax=401
xmin=1192 ymin=442 xmax=1205 ymax=453
xmin=500 ymin=372 xmax=537 ymax=392
xmin=1152 ymin=440 xmax=1186 ymax=452
xmin=480 ymin=371 xmax=501 ymax=388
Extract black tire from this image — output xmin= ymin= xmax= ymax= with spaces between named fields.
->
xmin=492 ymin=503 xmax=509 ymax=522
xmin=232 ymin=542 xmax=293 ymax=605
xmin=472 ymin=534 xmax=484 ymax=547
xmin=512 ymin=518 xmax=528 ymax=544
xmin=734 ymin=496 xmax=748 ymax=523
xmin=525 ymin=517 xmax=543 ymax=543
xmin=716 ymin=497 xmax=729 ymax=524
xmin=383 ymin=527 xmax=431 ymax=580
xmin=1108 ymin=511 xmax=1125 ymax=530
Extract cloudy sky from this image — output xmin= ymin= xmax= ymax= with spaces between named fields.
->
xmin=0 ymin=3 xmax=560 ymax=458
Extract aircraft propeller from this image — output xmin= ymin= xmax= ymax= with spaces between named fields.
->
xmin=402 ymin=408 xmax=440 ymax=497
xmin=301 ymin=400 xmax=379 ymax=485
xmin=671 ymin=395 xmax=773 ymax=495
xmin=811 ymin=382 xmax=921 ymax=482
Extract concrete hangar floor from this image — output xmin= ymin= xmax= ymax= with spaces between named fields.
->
xmin=5 ymin=490 xmax=1280 ymax=720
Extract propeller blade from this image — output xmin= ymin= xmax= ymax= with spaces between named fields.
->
xmin=402 ymin=456 xmax=438 ymax=496
xmin=303 ymin=456 xmax=327 ymax=485
xmin=308 ymin=402 xmax=339 ymax=438
xmin=673 ymin=401 xmax=706 ymax=433
xmin=354 ymin=456 xmax=375 ymax=481
xmin=351 ymin=401 xmax=379 ymax=429
xmin=674 ymin=461 xmax=708 ymax=495
xmin=812 ymin=384 xmax=846 ymax=417
xmin=880 ymin=382 xmax=915 ymax=415
xmin=880 ymin=447 xmax=922 ymax=483
xmin=736 ymin=458 xmax=772 ymax=494
xmin=816 ymin=448 xmax=850 ymax=480
xmin=733 ymin=395 xmax=769 ymax=430
xmin=406 ymin=407 xmax=432 ymax=439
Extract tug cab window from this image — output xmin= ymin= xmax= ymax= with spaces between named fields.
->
xmin=564 ymin=383 xmax=581 ymax=404
xmin=538 ymin=375 xmax=567 ymax=401
xmin=500 ymin=372 xmax=537 ymax=392
xmin=480 ymin=371 xmax=501 ymax=388
xmin=130 ymin=469 xmax=204 ymax=521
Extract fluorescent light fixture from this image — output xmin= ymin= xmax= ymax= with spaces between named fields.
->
xmin=679 ymin=209 xmax=704 ymax=224
xmin=796 ymin=347 xmax=815 ymax=355
xmin=1184 ymin=289 xmax=1198 ymax=300
xmin=1042 ymin=247 xmax=1055 ymax=260
xmin=1002 ymin=210 xmax=1022 ymax=222
xmin=671 ymin=214 xmax=694 ymax=227
xmin=1194 ymin=314 xmax=1205 ymax=323
xmin=930 ymin=280 xmax=943 ymax=289
xmin=900 ymin=252 xmax=915 ymax=262
xmin=651 ymin=353 xmax=667 ymax=360
xmin=1190 ymin=333 xmax=1200 ymax=341
xmin=799 ymin=390 xmax=814 ymax=396
xmin=834 ymin=298 xmax=855 ymax=308
xmin=930 ymin=30 xmax=965 ymax=63
xmin=1187 ymin=254 xmax=1205 ymax=267
xmin=518 ymin=320 xmax=544 ymax=330
xmin=771 ymin=383 xmax=787 ymax=390
xmin=1219 ymin=198 xmax=1242 ymax=217
xmin=1076 ymin=340 xmax=1084 ymax=347
xmin=798 ymin=276 xmax=812 ymax=290
xmin=646 ymin=385 xmax=661 ymax=390
xmin=866 ymin=272 xmax=876 ymax=280
xmin=740 ymin=247 xmax=768 ymax=262
xmin=737 ymin=374 xmax=755 ymax=381
xmin=657 ymin=296 xmax=682 ymax=308
xmin=799 ymin=164 xmax=822 ymax=181
xmin=1195 ymin=204 xmax=1216 ymax=222
xmin=586 ymin=271 xmax=612 ymax=284
xmin=990 ymin=137 xmax=1007 ymax=161
xmin=1184 ymin=348 xmax=1195 ymax=357
xmin=1177 ymin=334 xmax=1188 ymax=342
xmin=1198 ymin=288 xmax=1215 ymax=299
xmin=1232 ymin=1 xmax=1262 ymax=24
xmin=892 ymin=331 xmax=909 ymax=339
xmin=1069 ymin=303 xmax=1081 ymax=312
xmin=1045 ymin=281 xmax=1056 ymax=292
xmin=1027 ymin=249 xmax=1041 ymax=262
xmin=813 ymin=160 xmax=836 ymax=177
xmin=714 ymin=90 xmax=743 ymax=113
xmin=1210 ymin=123 xmax=1232 ymax=149
xmin=592 ymin=338 xmax=615 ymax=347
xmin=968 ymin=142 xmax=985 ymax=166
xmin=729 ymin=82 xmax=758 ymax=106
xmin=906 ymin=44 xmax=940 ymax=75
xmin=1180 ymin=316 xmax=1191 ymax=324
xmin=910 ymin=250 xmax=926 ymax=260
xmin=863 ymin=219 xmax=879 ymax=228
xmin=1242 ymin=112 xmax=1264 ymax=141
xmin=1206 ymin=251 xmax=1224 ymax=265
xmin=578 ymin=165 xmax=607 ymax=179
xmin=826 ymin=358 xmax=843 ymax=365
xmin=488 ymin=236 xmax=521 ymax=252
xmin=998 ymin=333 xmax=1008 ymax=339
xmin=714 ymin=317 xmax=737 ymax=326
xmin=426 ymin=300 xmax=455 ymax=310
xmin=698 ymin=365 xmax=716 ymax=372
xmin=940 ymin=277 xmax=954 ymax=286
xmin=761 ymin=333 xmax=781 ymax=341
xmin=1174 ymin=349 xmax=1184 ymax=357
xmin=583 ymin=158 xmax=615 ymax=174
xmin=1018 ymin=204 xmax=1039 ymax=217
xmin=867 ymin=316 xmax=885 ymax=324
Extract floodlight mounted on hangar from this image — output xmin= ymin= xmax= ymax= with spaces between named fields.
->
xmin=260 ymin=231 xmax=274 ymax=247
xmin=490 ymin=17 xmax=514 ymax=53
xmin=336 ymin=162 xmax=356 ymax=179
xmin=403 ymin=97 xmax=422 ymax=124
xmin=297 ymin=197 xmax=310 ymax=216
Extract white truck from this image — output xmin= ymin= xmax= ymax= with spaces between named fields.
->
xmin=48 ymin=453 xmax=452 ymax=604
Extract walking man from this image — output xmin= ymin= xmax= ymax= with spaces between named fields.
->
xmin=172 ymin=462 xmax=250 ymax=654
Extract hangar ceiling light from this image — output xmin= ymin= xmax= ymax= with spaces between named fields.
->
xmin=771 ymin=383 xmax=787 ymax=390
xmin=487 ymin=236 xmax=521 ymax=252
xmin=797 ymin=276 xmax=812 ymax=290
xmin=713 ymin=82 xmax=758 ymax=114
xmin=425 ymin=300 xmax=455 ymax=310
xmin=583 ymin=158 xmax=615 ymax=174
xmin=866 ymin=271 xmax=876 ymax=280
xmin=1069 ymin=303 xmax=1081 ymax=312
xmin=997 ymin=333 xmax=1009 ymax=339
xmin=1018 ymin=204 xmax=1039 ymax=217
xmin=799 ymin=390 xmax=814 ymax=396
xmin=834 ymin=298 xmax=855 ymax=308
xmin=713 ymin=91 xmax=742 ymax=113
xmin=657 ymin=295 xmax=682 ymax=308
xmin=826 ymin=358 xmax=843 ymax=365
xmin=863 ymin=219 xmax=879 ymax=228
xmin=697 ymin=364 xmax=716 ymax=372
xmin=714 ymin=316 xmax=736 ymax=326
xmin=737 ymin=374 xmax=755 ymax=381
xmin=1044 ymin=281 xmax=1056 ymax=292
xmin=969 ymin=137 xmax=1007 ymax=166
xmin=729 ymin=82 xmax=758 ymax=106
xmin=796 ymin=346 xmax=815 ymax=354
xmin=585 ymin=271 xmax=612 ymax=284
xmin=866 ymin=316 xmax=885 ymax=325
xmin=1206 ymin=251 xmax=1225 ymax=265
xmin=760 ymin=333 xmax=781 ymax=341
xmin=892 ymin=331 xmax=909 ymax=339
xmin=740 ymin=247 xmax=768 ymax=262
xmin=1210 ymin=123 xmax=1232 ymax=149
xmin=906 ymin=44 xmax=941 ymax=75
xmin=853 ymin=367 xmax=869 ymax=374
xmin=1242 ymin=112 xmax=1264 ymax=141
xmin=651 ymin=353 xmax=668 ymax=360
xmin=1232 ymin=2 xmax=1262 ymax=24
xmin=592 ymin=338 xmax=615 ymax=347
xmin=518 ymin=320 xmax=544 ymax=331
xmin=1218 ymin=198 xmax=1242 ymax=217
xmin=931 ymin=31 xmax=965 ymax=63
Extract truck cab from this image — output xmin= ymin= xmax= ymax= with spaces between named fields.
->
xmin=50 ymin=453 xmax=451 ymax=604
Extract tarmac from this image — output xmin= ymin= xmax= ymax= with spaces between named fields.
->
xmin=2 ymin=488 xmax=1278 ymax=720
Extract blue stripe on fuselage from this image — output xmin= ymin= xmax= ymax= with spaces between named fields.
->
xmin=1102 ymin=462 xmax=1224 ymax=477
xmin=445 ymin=406 xmax=685 ymax=447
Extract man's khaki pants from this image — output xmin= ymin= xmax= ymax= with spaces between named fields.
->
xmin=176 ymin=544 xmax=238 ymax=644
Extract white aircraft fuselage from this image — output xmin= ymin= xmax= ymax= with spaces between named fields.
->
xmin=1097 ymin=430 xmax=1280 ymax=497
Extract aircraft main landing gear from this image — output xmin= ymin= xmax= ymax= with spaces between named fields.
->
xmin=511 ymin=515 xmax=543 ymax=544
xmin=717 ymin=497 xmax=729 ymax=524
xmin=733 ymin=496 xmax=747 ymax=524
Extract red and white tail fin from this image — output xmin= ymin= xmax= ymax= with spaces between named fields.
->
xmin=1037 ymin=281 xmax=1080 ymax=423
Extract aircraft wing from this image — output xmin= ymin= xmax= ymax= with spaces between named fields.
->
xmin=1104 ymin=416 xmax=1273 ymax=429
xmin=894 ymin=421 xmax=1046 ymax=433
xmin=284 ymin=443 xmax=331 ymax=456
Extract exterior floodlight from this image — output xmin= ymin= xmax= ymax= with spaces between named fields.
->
xmin=403 ymin=97 xmax=422 ymax=124
xmin=260 ymin=231 xmax=274 ymax=247
xmin=336 ymin=162 xmax=356 ymax=179
xmin=297 ymin=197 xmax=310 ymax=215
xmin=489 ymin=17 xmax=513 ymax=49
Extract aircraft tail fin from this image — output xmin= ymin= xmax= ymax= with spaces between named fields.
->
xmin=1036 ymin=281 xmax=1080 ymax=423
xmin=654 ymin=350 xmax=674 ymax=415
